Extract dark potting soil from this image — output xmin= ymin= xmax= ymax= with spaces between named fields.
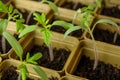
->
xmin=29 ymin=44 xmax=71 ymax=71
xmin=74 ymin=55 xmax=120 ymax=80
xmin=1 ymin=66 xmax=33 ymax=80
xmin=101 ymin=6 xmax=120 ymax=19
xmin=49 ymin=76 xmax=59 ymax=80
xmin=0 ymin=34 xmax=19 ymax=54
xmin=93 ymin=28 xmax=120 ymax=46
xmin=51 ymin=25 xmax=83 ymax=38
xmin=61 ymin=1 xmax=87 ymax=10
xmin=18 ymin=10 xmax=38 ymax=25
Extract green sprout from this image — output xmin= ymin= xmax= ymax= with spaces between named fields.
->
xmin=0 ymin=1 xmax=48 ymax=80
xmin=19 ymin=13 xmax=54 ymax=61
xmin=52 ymin=0 xmax=119 ymax=70
xmin=41 ymin=0 xmax=58 ymax=14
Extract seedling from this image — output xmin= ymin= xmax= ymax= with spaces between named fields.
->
xmin=0 ymin=1 xmax=25 ymax=54
xmin=19 ymin=13 xmax=54 ymax=62
xmin=26 ymin=0 xmax=58 ymax=26
xmin=41 ymin=0 xmax=58 ymax=14
xmin=0 ymin=1 xmax=48 ymax=80
xmin=52 ymin=0 xmax=119 ymax=70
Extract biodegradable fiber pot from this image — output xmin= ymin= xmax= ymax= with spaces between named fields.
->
xmin=60 ymin=75 xmax=87 ymax=80
xmin=66 ymin=46 xmax=120 ymax=79
xmin=10 ymin=29 xmax=80 ymax=75
xmin=0 ymin=57 xmax=2 ymax=63
xmin=13 ymin=0 xmax=54 ymax=20
xmin=1 ymin=21 xmax=33 ymax=59
xmin=0 ymin=59 xmax=60 ymax=79
xmin=84 ymin=15 xmax=120 ymax=54
xmin=53 ymin=0 xmax=96 ymax=25
xmin=98 ymin=0 xmax=120 ymax=20
xmin=58 ymin=0 xmax=99 ymax=13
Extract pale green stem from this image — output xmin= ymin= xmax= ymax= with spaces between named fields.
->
xmin=26 ymin=11 xmax=34 ymax=25
xmin=88 ymin=27 xmax=98 ymax=70
xmin=17 ymin=72 xmax=21 ymax=80
xmin=2 ymin=37 xmax=6 ymax=54
xmin=113 ymin=32 xmax=118 ymax=44
xmin=48 ymin=43 xmax=54 ymax=61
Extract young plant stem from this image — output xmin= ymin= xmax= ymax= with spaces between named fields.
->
xmin=113 ymin=32 xmax=118 ymax=44
xmin=17 ymin=72 xmax=21 ymax=80
xmin=26 ymin=11 xmax=34 ymax=25
xmin=88 ymin=27 xmax=98 ymax=70
xmin=2 ymin=37 xmax=6 ymax=53
xmin=48 ymin=43 xmax=54 ymax=61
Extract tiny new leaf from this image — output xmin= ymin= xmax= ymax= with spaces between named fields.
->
xmin=26 ymin=52 xmax=42 ymax=64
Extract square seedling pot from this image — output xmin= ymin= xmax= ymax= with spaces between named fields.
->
xmin=0 ymin=59 xmax=60 ymax=79
xmin=57 ymin=0 xmax=99 ymax=13
xmin=11 ymin=0 xmax=53 ymax=22
xmin=84 ymin=15 xmax=120 ymax=55
xmin=47 ymin=10 xmax=94 ymax=40
xmin=60 ymin=75 xmax=87 ymax=80
xmin=1 ymin=21 xmax=33 ymax=59
xmin=66 ymin=46 xmax=120 ymax=79
xmin=10 ymin=29 xmax=80 ymax=75
xmin=97 ymin=0 xmax=120 ymax=20
xmin=0 ymin=57 xmax=2 ymax=63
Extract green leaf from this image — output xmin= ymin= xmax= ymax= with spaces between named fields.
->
xmin=88 ymin=4 xmax=96 ymax=10
xmin=52 ymin=21 xmax=74 ymax=29
xmin=16 ymin=19 xmax=25 ymax=32
xmin=0 ymin=19 xmax=8 ymax=34
xmin=19 ymin=64 xmax=28 ymax=80
xmin=26 ymin=52 xmax=42 ymax=64
xmin=41 ymin=28 xmax=52 ymax=46
xmin=26 ymin=52 xmax=30 ymax=61
xmin=96 ymin=0 xmax=102 ymax=8
xmin=72 ymin=8 xmax=81 ymax=23
xmin=19 ymin=25 xmax=38 ymax=38
xmin=33 ymin=13 xmax=46 ymax=26
xmin=92 ymin=19 xmax=119 ymax=32
xmin=64 ymin=26 xmax=82 ymax=38
xmin=32 ymin=66 xmax=48 ymax=80
xmin=8 ymin=4 xmax=13 ymax=14
xmin=0 ymin=1 xmax=8 ymax=12
xmin=46 ymin=1 xmax=58 ymax=13
xmin=3 ymin=31 xmax=23 ymax=61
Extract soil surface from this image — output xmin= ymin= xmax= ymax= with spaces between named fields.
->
xmin=1 ymin=65 xmax=33 ymax=80
xmin=74 ymin=55 xmax=120 ymax=80
xmin=61 ymin=1 xmax=87 ymax=10
xmin=51 ymin=24 xmax=83 ymax=38
xmin=0 ymin=34 xmax=19 ymax=54
xmin=93 ymin=28 xmax=120 ymax=46
xmin=29 ymin=44 xmax=71 ymax=71
xmin=101 ymin=6 xmax=120 ymax=19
